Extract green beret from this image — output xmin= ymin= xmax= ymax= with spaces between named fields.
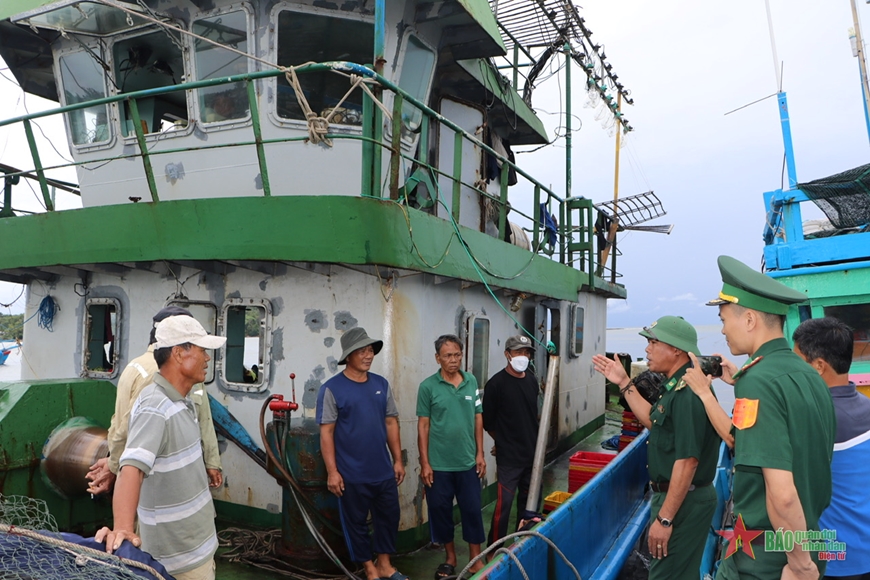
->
xmin=638 ymin=315 xmax=701 ymax=355
xmin=707 ymin=255 xmax=807 ymax=315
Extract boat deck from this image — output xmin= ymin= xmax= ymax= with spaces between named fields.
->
xmin=214 ymin=407 xmax=624 ymax=579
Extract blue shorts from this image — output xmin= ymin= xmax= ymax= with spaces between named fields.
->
xmin=426 ymin=467 xmax=485 ymax=545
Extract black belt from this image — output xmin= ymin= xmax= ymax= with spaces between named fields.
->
xmin=649 ymin=481 xmax=712 ymax=493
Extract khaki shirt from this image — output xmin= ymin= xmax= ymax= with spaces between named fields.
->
xmin=106 ymin=345 xmax=222 ymax=474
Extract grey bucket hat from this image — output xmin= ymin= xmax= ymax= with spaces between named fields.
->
xmin=338 ymin=327 xmax=383 ymax=365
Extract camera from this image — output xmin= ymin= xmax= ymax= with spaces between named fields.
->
xmin=695 ymin=355 xmax=723 ymax=378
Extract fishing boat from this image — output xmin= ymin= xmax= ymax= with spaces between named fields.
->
xmin=0 ymin=343 xmax=20 ymax=365
xmin=0 ymin=0 xmax=680 ymax=577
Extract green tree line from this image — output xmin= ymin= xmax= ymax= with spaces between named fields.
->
xmin=0 ymin=313 xmax=24 ymax=341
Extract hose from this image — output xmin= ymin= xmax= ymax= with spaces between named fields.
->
xmin=258 ymin=396 xmax=363 ymax=580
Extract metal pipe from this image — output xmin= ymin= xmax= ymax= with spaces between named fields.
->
xmin=564 ymin=44 xmax=572 ymax=199
xmin=526 ymin=354 xmax=560 ymax=515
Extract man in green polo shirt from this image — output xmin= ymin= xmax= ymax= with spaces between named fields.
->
xmin=683 ymin=255 xmax=835 ymax=579
xmin=417 ymin=334 xmax=486 ymax=579
xmin=593 ymin=316 xmax=720 ymax=580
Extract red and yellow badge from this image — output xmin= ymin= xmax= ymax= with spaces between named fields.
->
xmin=732 ymin=398 xmax=759 ymax=430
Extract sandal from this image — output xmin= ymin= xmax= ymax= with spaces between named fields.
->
xmin=434 ymin=562 xmax=456 ymax=579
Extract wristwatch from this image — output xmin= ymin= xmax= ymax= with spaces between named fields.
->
xmin=656 ymin=515 xmax=673 ymax=528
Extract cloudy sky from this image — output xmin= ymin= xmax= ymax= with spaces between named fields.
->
xmin=0 ymin=0 xmax=868 ymax=328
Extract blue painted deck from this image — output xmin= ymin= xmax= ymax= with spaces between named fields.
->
xmin=480 ymin=434 xmax=733 ymax=580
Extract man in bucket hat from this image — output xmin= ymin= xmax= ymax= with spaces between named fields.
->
xmin=317 ymin=327 xmax=408 ymax=580
xmin=593 ymin=316 xmax=720 ymax=580
xmin=97 ymin=315 xmax=226 ymax=580
xmin=682 ymin=255 xmax=835 ymax=580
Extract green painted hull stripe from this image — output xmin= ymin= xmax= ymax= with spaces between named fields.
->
xmin=0 ymin=196 xmax=625 ymax=300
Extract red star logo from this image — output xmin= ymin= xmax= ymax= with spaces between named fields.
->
xmin=716 ymin=514 xmax=764 ymax=559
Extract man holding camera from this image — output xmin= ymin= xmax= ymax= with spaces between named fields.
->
xmin=683 ymin=256 xmax=835 ymax=580
xmin=593 ymin=315 xmax=720 ymax=580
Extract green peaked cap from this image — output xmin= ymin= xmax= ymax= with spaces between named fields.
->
xmin=706 ymin=255 xmax=807 ymax=315
xmin=638 ymin=315 xmax=700 ymax=355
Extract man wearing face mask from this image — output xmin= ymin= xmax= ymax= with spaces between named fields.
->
xmin=482 ymin=334 xmax=540 ymax=547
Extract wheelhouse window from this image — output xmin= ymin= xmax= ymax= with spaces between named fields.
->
xmin=82 ymin=298 xmax=120 ymax=378
xmin=167 ymin=300 xmax=218 ymax=383
xmin=59 ymin=50 xmax=110 ymax=146
xmin=221 ymin=299 xmax=271 ymax=392
xmin=275 ymin=10 xmax=373 ymax=126
xmin=193 ymin=10 xmax=251 ymax=124
xmin=397 ymin=35 xmax=435 ymax=131
xmin=465 ymin=315 xmax=490 ymax=388
xmin=570 ymin=305 xmax=584 ymax=357
xmin=113 ymin=31 xmax=187 ymax=135
xmin=823 ymin=303 xmax=870 ymax=362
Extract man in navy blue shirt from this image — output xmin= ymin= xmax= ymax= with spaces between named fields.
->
xmin=317 ymin=327 xmax=407 ymax=580
xmin=793 ymin=317 xmax=870 ymax=580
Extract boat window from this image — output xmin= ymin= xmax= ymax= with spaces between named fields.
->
xmin=823 ymin=303 xmax=870 ymax=362
xmin=275 ymin=10 xmax=373 ymax=125
xmin=19 ymin=2 xmax=150 ymax=36
xmin=193 ymin=10 xmax=251 ymax=124
xmin=166 ymin=300 xmax=218 ymax=384
xmin=465 ymin=315 xmax=490 ymax=388
xmin=59 ymin=50 xmax=110 ymax=146
xmin=547 ymin=305 xmax=561 ymax=356
xmin=397 ymin=35 xmax=435 ymax=131
xmin=570 ymin=305 xmax=584 ymax=356
xmin=221 ymin=299 xmax=272 ymax=392
xmin=113 ymin=31 xmax=188 ymax=136
xmin=82 ymin=298 xmax=120 ymax=379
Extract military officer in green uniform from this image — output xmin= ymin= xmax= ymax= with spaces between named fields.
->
xmin=683 ymin=255 xmax=835 ymax=580
xmin=593 ymin=316 xmax=721 ymax=580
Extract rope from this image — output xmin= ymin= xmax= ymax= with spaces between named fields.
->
xmin=281 ymin=67 xmax=392 ymax=147
xmin=0 ymin=524 xmax=168 ymax=580
xmin=37 ymin=296 xmax=57 ymax=331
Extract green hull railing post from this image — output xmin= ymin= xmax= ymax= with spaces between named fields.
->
xmin=128 ymin=98 xmax=159 ymax=203
xmin=247 ymin=79 xmax=271 ymax=197
xmin=361 ymin=89 xmax=374 ymax=197
xmin=452 ymin=131 xmax=463 ymax=223
xmin=389 ymin=94 xmax=403 ymax=200
xmin=532 ymin=185 xmax=541 ymax=252
xmin=22 ymin=119 xmax=54 ymax=211
xmin=498 ymin=163 xmax=509 ymax=241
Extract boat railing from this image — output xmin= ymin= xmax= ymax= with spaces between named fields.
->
xmin=0 ymin=61 xmax=618 ymax=286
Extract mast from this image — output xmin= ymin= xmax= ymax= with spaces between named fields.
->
xmin=764 ymin=0 xmax=798 ymax=189
xmin=849 ymin=0 xmax=870 ymax=145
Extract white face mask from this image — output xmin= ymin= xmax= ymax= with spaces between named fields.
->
xmin=509 ymin=355 xmax=530 ymax=373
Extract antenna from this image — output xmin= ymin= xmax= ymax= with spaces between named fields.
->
xmin=764 ymin=0 xmax=782 ymax=91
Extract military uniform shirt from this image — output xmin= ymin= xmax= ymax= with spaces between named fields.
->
xmin=731 ymin=338 xmax=835 ymax=532
xmin=647 ymin=363 xmax=720 ymax=485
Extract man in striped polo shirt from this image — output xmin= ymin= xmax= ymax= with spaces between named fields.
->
xmin=97 ymin=315 xmax=226 ymax=580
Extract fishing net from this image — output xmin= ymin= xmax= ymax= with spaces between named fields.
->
xmin=798 ymin=163 xmax=870 ymax=229
xmin=0 ymin=494 xmax=170 ymax=580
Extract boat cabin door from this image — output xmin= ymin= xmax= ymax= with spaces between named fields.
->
xmin=436 ymin=98 xmax=483 ymax=231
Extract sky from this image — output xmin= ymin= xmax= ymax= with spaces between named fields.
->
xmin=0 ymin=0 xmax=868 ymax=327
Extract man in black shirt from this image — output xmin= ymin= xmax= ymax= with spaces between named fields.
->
xmin=482 ymin=334 xmax=540 ymax=547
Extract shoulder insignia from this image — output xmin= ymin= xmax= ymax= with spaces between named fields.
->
xmin=664 ymin=377 xmax=678 ymax=391
xmin=731 ymin=356 xmax=764 ymax=381
xmin=732 ymin=398 xmax=759 ymax=430
xmin=674 ymin=379 xmax=687 ymax=391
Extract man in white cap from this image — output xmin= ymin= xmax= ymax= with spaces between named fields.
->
xmin=96 ymin=315 xmax=226 ymax=580
xmin=86 ymin=306 xmax=222 ymax=496
xmin=317 ymin=326 xmax=407 ymax=580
